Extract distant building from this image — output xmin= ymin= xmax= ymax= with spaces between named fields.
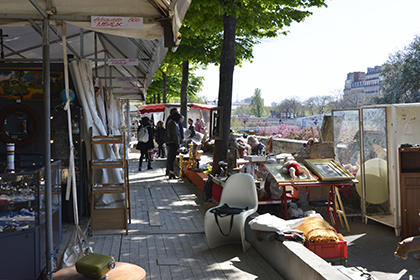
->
xmin=343 ymin=65 xmax=382 ymax=107
xmin=364 ymin=66 xmax=383 ymax=100
xmin=242 ymin=97 xmax=252 ymax=104
xmin=231 ymin=96 xmax=255 ymax=110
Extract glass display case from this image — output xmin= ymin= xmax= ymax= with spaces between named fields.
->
xmin=0 ymin=169 xmax=41 ymax=232
xmin=0 ymin=161 xmax=62 ymax=279
xmin=333 ymin=104 xmax=420 ymax=236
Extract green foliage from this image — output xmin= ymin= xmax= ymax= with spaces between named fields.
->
xmin=250 ymin=88 xmax=266 ymax=117
xmin=177 ymin=0 xmax=328 ymax=68
xmin=230 ymin=117 xmax=244 ymax=132
xmin=188 ymin=94 xmax=209 ymax=104
xmin=146 ymin=62 xmax=204 ymax=103
xmin=374 ymin=35 xmax=420 ymax=104
xmin=232 ymin=104 xmax=251 ymax=115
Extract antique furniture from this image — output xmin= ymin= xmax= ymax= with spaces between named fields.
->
xmin=204 ymin=173 xmax=258 ymax=252
xmin=89 ymin=128 xmax=130 ymax=235
xmin=0 ymin=162 xmax=61 ymax=279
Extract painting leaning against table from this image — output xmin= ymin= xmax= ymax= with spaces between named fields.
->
xmin=303 ymin=158 xmax=355 ymax=181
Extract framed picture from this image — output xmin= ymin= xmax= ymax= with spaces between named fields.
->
xmin=209 ymin=107 xmax=222 ymax=140
xmin=264 ymin=163 xmax=318 ymax=183
xmin=0 ymin=64 xmax=64 ymax=101
xmin=303 ymin=158 xmax=355 ymax=181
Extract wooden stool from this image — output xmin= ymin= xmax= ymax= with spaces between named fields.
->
xmin=54 ymin=262 xmax=146 ymax=280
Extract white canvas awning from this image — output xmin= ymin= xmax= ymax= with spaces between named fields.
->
xmin=0 ymin=0 xmax=191 ymax=100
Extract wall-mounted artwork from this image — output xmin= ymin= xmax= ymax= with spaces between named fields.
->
xmin=0 ymin=66 xmax=63 ymax=100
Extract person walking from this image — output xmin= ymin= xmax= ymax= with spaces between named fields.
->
xmin=166 ymin=112 xmax=182 ymax=179
xmin=187 ymin=118 xmax=196 ymax=144
xmin=179 ymin=115 xmax=185 ymax=145
xmin=155 ymin=120 xmax=166 ymax=158
xmin=165 ymin=107 xmax=179 ymax=173
xmin=137 ymin=116 xmax=155 ymax=171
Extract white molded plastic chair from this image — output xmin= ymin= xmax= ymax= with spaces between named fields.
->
xmin=204 ymin=173 xmax=258 ymax=252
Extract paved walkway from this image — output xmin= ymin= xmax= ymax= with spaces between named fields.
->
xmin=61 ymin=150 xmax=420 ymax=280
xmin=84 ymin=151 xmax=283 ymax=280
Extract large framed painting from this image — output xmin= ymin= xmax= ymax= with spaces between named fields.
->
xmin=0 ymin=64 xmax=64 ymax=101
xmin=264 ymin=163 xmax=318 ymax=183
xmin=304 ymin=158 xmax=355 ymax=181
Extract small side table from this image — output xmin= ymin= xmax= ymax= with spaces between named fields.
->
xmin=54 ymin=262 xmax=146 ymax=280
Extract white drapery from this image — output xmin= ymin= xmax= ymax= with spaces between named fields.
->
xmin=69 ymin=59 xmax=124 ymax=207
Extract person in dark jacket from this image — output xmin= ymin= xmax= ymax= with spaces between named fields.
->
xmin=166 ymin=112 xmax=182 ymax=179
xmin=155 ymin=120 xmax=166 ymax=158
xmin=137 ymin=116 xmax=155 ymax=171
xmin=165 ymin=107 xmax=179 ymax=173
xmin=165 ymin=107 xmax=178 ymax=129
xmin=179 ymin=115 xmax=185 ymax=145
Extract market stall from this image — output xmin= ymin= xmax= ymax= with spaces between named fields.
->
xmin=0 ymin=0 xmax=192 ymax=277
xmin=138 ymin=103 xmax=214 ymax=126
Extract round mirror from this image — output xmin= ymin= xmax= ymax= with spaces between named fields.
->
xmin=0 ymin=104 xmax=41 ymax=148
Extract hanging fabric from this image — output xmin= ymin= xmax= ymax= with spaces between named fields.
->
xmin=69 ymin=59 xmax=125 ymax=208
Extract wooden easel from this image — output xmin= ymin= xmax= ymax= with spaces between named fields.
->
xmin=329 ymin=187 xmax=350 ymax=232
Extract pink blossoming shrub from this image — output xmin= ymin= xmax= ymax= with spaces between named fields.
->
xmin=256 ymin=123 xmax=319 ymax=140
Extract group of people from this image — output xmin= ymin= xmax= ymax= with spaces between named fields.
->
xmin=136 ymin=108 xmax=207 ymax=179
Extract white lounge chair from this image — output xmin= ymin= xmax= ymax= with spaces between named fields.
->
xmin=204 ymin=173 xmax=258 ymax=252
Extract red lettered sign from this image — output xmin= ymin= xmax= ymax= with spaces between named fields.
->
xmin=91 ymin=16 xmax=143 ymax=29
xmin=107 ymin=59 xmax=139 ymax=66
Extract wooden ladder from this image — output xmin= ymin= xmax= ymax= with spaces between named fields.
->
xmin=89 ymin=127 xmax=131 ymax=235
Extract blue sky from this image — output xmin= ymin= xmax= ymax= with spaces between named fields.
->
xmin=194 ymin=0 xmax=420 ymax=106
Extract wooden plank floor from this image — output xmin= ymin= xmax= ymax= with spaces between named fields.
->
xmin=86 ymin=154 xmax=283 ymax=280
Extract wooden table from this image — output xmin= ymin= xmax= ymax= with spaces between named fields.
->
xmin=54 ymin=262 xmax=146 ymax=280
xmin=264 ymin=162 xmax=357 ymax=232
xmin=276 ymin=180 xmax=357 ymax=231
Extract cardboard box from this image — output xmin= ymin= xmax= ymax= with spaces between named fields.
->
xmin=305 ymin=240 xmax=347 ymax=259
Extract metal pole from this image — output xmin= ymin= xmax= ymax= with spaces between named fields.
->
xmin=80 ymin=28 xmax=84 ymax=58
xmin=94 ymin=32 xmax=98 ymax=77
xmin=42 ymin=17 xmax=53 ymax=279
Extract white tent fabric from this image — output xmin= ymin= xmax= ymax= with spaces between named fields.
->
xmin=94 ymin=78 xmax=108 ymax=130
xmin=0 ymin=0 xmax=191 ymax=40
xmin=153 ymin=112 xmax=165 ymax=124
xmin=0 ymin=0 xmax=192 ymax=100
xmin=106 ymin=89 xmax=122 ymax=136
xmin=69 ymin=59 xmax=124 ymax=208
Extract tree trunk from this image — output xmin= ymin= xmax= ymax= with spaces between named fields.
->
xmin=162 ymin=71 xmax=167 ymax=103
xmin=213 ymin=14 xmax=238 ymax=175
xmin=180 ymin=60 xmax=189 ymax=127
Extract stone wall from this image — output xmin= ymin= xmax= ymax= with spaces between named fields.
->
xmin=245 ymin=214 xmax=349 ymax=280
